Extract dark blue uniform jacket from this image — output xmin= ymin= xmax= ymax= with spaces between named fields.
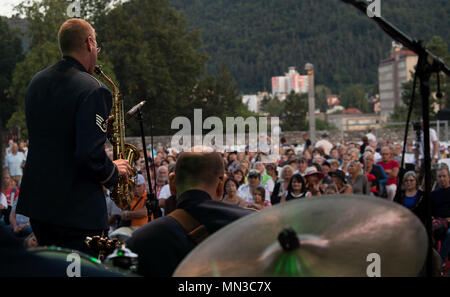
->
xmin=17 ymin=56 xmax=118 ymax=230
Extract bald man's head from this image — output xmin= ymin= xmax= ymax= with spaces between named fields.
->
xmin=58 ymin=18 xmax=95 ymax=56
xmin=175 ymin=152 xmax=225 ymax=199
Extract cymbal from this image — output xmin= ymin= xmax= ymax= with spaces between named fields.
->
xmin=173 ymin=195 xmax=428 ymax=277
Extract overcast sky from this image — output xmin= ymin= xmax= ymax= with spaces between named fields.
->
xmin=0 ymin=0 xmax=24 ymax=17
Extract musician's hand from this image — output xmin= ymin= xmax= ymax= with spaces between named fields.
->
xmin=114 ymin=159 xmax=132 ymax=179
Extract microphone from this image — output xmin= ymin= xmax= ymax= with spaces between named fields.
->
xmin=127 ymin=100 xmax=146 ymax=117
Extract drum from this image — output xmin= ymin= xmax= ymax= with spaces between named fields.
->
xmin=28 ymin=246 xmax=139 ymax=277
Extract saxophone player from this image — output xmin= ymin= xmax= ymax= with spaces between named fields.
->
xmin=16 ymin=19 xmax=132 ymax=255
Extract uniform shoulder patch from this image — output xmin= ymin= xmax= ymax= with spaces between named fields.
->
xmin=96 ymin=114 xmax=107 ymax=133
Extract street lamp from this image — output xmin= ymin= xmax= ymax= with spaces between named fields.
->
xmin=305 ymin=63 xmax=315 ymax=143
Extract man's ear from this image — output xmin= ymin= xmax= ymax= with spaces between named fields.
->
xmin=169 ymin=172 xmax=176 ymax=196
xmin=216 ymin=177 xmax=224 ymax=200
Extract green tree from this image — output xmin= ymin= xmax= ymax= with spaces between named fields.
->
xmin=315 ymin=85 xmax=331 ymax=113
xmin=0 ymin=17 xmax=23 ymax=129
xmin=339 ymin=84 xmax=369 ymax=113
xmin=6 ymin=0 xmax=115 ymax=138
xmin=263 ymin=96 xmax=284 ymax=117
xmin=96 ymin=0 xmax=209 ymax=135
xmin=280 ymin=92 xmax=307 ymax=131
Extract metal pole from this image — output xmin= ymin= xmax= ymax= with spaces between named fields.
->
xmin=305 ymin=63 xmax=315 ymax=143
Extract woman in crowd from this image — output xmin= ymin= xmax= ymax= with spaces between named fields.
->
xmin=329 ymin=169 xmax=353 ymax=194
xmin=394 ymin=171 xmax=426 ymax=226
xmin=347 ymin=160 xmax=369 ymax=195
xmin=271 ymin=165 xmax=294 ymax=205
xmin=232 ymin=169 xmax=246 ymax=187
xmin=222 ymin=178 xmax=248 ymax=207
xmin=304 ymin=167 xmax=324 ymax=196
xmin=280 ymin=174 xmax=308 ymax=202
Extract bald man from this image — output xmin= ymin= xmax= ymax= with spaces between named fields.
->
xmin=127 ymin=151 xmax=254 ymax=276
xmin=16 ymin=19 xmax=132 ymax=255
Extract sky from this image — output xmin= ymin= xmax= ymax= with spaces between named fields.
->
xmin=0 ymin=0 xmax=24 ymax=17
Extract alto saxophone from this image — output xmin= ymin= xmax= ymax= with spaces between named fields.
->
xmin=95 ymin=65 xmax=140 ymax=210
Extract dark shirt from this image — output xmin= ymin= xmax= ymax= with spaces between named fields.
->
xmin=17 ymin=56 xmax=118 ymax=230
xmin=432 ymin=186 xmax=450 ymax=218
xmin=369 ymin=164 xmax=387 ymax=196
xmin=126 ymin=190 xmax=254 ymax=276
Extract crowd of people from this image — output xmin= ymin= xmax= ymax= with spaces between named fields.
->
xmin=2 ymin=126 xmax=450 ymax=275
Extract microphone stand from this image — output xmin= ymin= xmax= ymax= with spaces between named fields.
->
xmin=132 ymin=108 xmax=162 ymax=221
xmin=342 ymin=0 xmax=450 ymax=276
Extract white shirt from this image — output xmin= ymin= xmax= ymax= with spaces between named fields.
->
xmin=315 ymin=139 xmax=333 ymax=155
xmin=0 ymin=193 xmax=7 ymax=209
xmin=237 ymin=183 xmax=271 ymax=204
xmin=158 ymin=184 xmax=172 ymax=199
xmin=374 ymin=152 xmax=382 ymax=163
xmin=420 ymin=128 xmax=439 ymax=159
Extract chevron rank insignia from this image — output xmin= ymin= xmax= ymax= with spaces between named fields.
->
xmin=96 ymin=114 xmax=107 ymax=133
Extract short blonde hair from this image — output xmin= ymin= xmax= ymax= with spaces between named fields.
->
xmin=58 ymin=18 xmax=94 ymax=55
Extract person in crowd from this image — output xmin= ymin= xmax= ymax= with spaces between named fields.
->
xmin=366 ymin=129 xmax=377 ymax=144
xmin=271 ymin=165 xmax=294 ymax=205
xmin=280 ymin=174 xmax=307 ymax=202
xmin=348 ymin=147 xmax=360 ymax=161
xmin=431 ymin=166 xmax=450 ymax=267
xmin=302 ymin=133 xmax=312 ymax=152
xmin=321 ymin=161 xmax=332 ymax=185
xmin=8 ymin=194 xmax=33 ymax=238
xmin=393 ymin=143 xmax=403 ymax=164
xmin=338 ymin=145 xmax=347 ymax=163
xmin=329 ymin=159 xmax=341 ymax=173
xmin=222 ymin=178 xmax=248 ymax=207
xmin=104 ymin=186 xmax=121 ymax=234
xmin=1 ymin=171 xmax=20 ymax=225
xmin=329 ymin=148 xmax=340 ymax=162
xmin=304 ymin=167 xmax=324 ymax=196
xmin=154 ymin=165 xmax=169 ymax=199
xmin=109 ymin=174 xmax=148 ymax=241
xmin=227 ymin=152 xmax=239 ymax=173
xmin=296 ymin=156 xmax=308 ymax=176
xmin=266 ymin=164 xmax=278 ymax=183
xmin=360 ymin=136 xmax=369 ymax=156
xmin=248 ymin=186 xmax=271 ymax=210
xmin=325 ymin=184 xmax=338 ymax=195
xmin=419 ymin=119 xmax=440 ymax=165
xmin=18 ymin=141 xmax=28 ymax=158
xmin=341 ymin=153 xmax=352 ymax=175
xmin=377 ymin=146 xmax=399 ymax=201
xmin=4 ymin=143 xmax=26 ymax=186
xmin=237 ymin=169 xmax=271 ymax=204
xmin=395 ymin=171 xmax=426 ymax=226
xmin=363 ymin=152 xmax=387 ymax=198
xmin=347 ymin=160 xmax=369 ymax=195
xmin=329 ymin=169 xmax=353 ymax=194
xmin=254 ymin=161 xmax=274 ymax=195
xmin=126 ymin=149 xmax=254 ymax=276
xmin=232 ymin=168 xmax=246 ymax=187
xmin=315 ymin=133 xmax=333 ymax=156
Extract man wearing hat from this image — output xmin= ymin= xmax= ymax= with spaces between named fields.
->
xmin=315 ymin=133 xmax=333 ymax=156
xmin=109 ymin=174 xmax=148 ymax=241
xmin=237 ymin=169 xmax=271 ymax=203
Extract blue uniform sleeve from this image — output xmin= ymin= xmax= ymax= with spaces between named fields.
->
xmin=75 ymin=87 xmax=118 ymax=188
xmin=378 ymin=165 xmax=388 ymax=186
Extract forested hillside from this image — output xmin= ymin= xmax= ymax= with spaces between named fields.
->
xmin=170 ymin=0 xmax=450 ymax=94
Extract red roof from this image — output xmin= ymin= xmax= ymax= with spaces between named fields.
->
xmin=343 ymin=108 xmax=363 ymax=114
